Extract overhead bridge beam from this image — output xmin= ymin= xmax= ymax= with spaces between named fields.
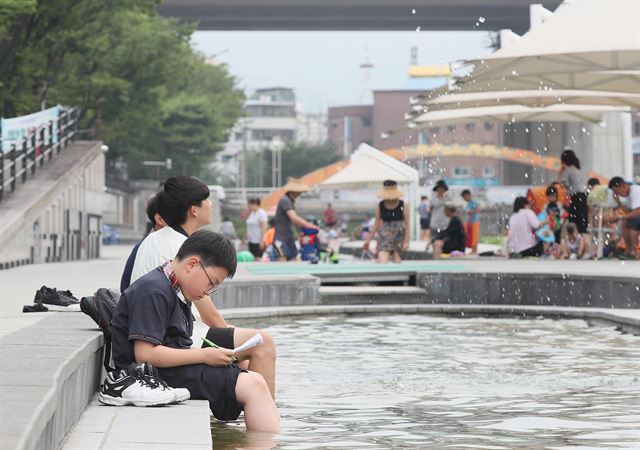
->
xmin=157 ymin=0 xmax=561 ymax=33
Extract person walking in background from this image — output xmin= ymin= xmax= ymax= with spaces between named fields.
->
xmin=246 ymin=198 xmax=268 ymax=258
xmin=507 ymin=196 xmax=550 ymax=258
xmin=363 ymin=179 xmax=409 ymax=263
xmin=558 ymin=148 xmax=590 ymax=250
xmin=418 ymin=195 xmax=431 ymax=242
xmin=323 ymin=203 xmax=337 ymax=228
xmin=429 ymin=180 xmax=450 ymax=248
xmin=432 ymin=205 xmax=466 ymax=259
xmin=272 ymin=178 xmax=318 ymax=261
xmin=461 ymin=189 xmax=480 ymax=255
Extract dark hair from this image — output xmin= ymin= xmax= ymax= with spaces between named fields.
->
xmin=587 ymin=177 xmax=600 ymax=188
xmin=513 ymin=196 xmax=529 ymax=212
xmin=561 ymin=149 xmax=581 ymax=170
xmin=248 ymin=197 xmax=261 ymax=206
xmin=146 ymin=195 xmax=159 ymax=227
xmin=608 ymin=176 xmax=625 ymax=189
xmin=157 ymin=176 xmax=210 ymax=226
xmin=175 ymin=229 xmax=237 ymax=278
xmin=421 ymin=195 xmax=427 ymax=200
xmin=445 ymin=204 xmax=457 ymax=213
xmin=383 ymin=179 xmax=398 ymax=187
xmin=566 ymin=223 xmax=576 ymax=234
xmin=461 ymin=189 xmax=471 ymax=197
xmin=546 ymin=186 xmax=558 ymax=197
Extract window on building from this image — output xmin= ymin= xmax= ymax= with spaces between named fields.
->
xmin=234 ymin=132 xmax=243 ymax=141
xmin=453 ymin=166 xmax=470 ymax=178
xmin=465 ymin=123 xmax=475 ymax=131
xmin=484 ymin=122 xmax=495 ymax=130
xmin=432 ymin=127 xmax=440 ymax=134
xmin=447 ymin=125 xmax=456 ymax=132
xmin=418 ymin=131 xmax=429 ymax=145
xmin=361 ymin=117 xmax=372 ymax=127
xmin=331 ymin=122 xmax=339 ymax=128
xmin=483 ymin=165 xmax=496 ymax=178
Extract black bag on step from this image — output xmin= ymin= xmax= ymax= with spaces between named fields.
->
xmin=80 ymin=288 xmax=121 ymax=372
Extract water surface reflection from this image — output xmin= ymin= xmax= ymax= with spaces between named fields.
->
xmin=213 ymin=315 xmax=640 ymax=449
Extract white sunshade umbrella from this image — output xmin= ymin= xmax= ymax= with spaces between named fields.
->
xmin=411 ymin=104 xmax=630 ymax=127
xmin=412 ymin=89 xmax=640 ymax=112
xmin=455 ymin=0 xmax=640 ymax=93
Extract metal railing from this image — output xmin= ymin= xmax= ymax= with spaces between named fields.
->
xmin=0 ymin=108 xmax=78 ymax=202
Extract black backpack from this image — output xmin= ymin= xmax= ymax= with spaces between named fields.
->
xmin=80 ymin=288 xmax=121 ymax=372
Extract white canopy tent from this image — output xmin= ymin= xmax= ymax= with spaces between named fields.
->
xmin=455 ymin=0 xmax=640 ymax=93
xmin=414 ymin=90 xmax=640 ymax=111
xmin=412 ymin=104 xmax=630 ymax=127
xmin=319 ymin=143 xmax=421 ymax=240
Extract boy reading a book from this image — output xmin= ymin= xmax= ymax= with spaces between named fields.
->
xmin=111 ymin=230 xmax=280 ymax=432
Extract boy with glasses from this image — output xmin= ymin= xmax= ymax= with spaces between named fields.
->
xmin=110 ymin=230 xmax=280 ymax=432
xmin=127 ymin=176 xmax=277 ymax=398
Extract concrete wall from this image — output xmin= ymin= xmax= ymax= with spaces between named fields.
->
xmin=418 ymin=272 xmax=640 ymax=309
xmin=0 ymin=142 xmax=107 ymax=269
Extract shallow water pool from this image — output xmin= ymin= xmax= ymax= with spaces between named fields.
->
xmin=213 ymin=314 xmax=640 ymax=449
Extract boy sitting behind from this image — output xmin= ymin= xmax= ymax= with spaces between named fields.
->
xmin=111 ymin=230 xmax=280 ymax=432
xmin=560 ymin=223 xmax=587 ymax=259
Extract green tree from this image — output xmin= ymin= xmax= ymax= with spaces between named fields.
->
xmin=245 ymin=142 xmax=340 ymax=187
xmin=0 ymin=0 xmax=244 ymax=180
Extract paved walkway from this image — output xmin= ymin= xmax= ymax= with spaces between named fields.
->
xmin=0 ymin=245 xmax=128 ymax=338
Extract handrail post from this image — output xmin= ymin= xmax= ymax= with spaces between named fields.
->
xmin=30 ymin=129 xmax=37 ymax=175
xmin=0 ymin=147 xmax=4 ymax=201
xmin=21 ymin=138 xmax=27 ymax=183
xmin=10 ymin=144 xmax=16 ymax=192
xmin=48 ymin=120 xmax=54 ymax=161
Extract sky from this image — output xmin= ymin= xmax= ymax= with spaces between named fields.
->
xmin=190 ymin=31 xmax=493 ymax=113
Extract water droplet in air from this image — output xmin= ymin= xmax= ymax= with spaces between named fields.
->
xmin=412 ymin=8 xmax=416 ymax=14
xmin=416 ymin=26 xmax=421 ymax=32
xmin=478 ymin=16 xmax=486 ymax=23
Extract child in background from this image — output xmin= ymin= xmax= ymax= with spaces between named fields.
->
xmin=299 ymin=218 xmax=322 ymax=262
xmin=544 ymin=186 xmax=565 ymax=245
xmin=262 ymin=218 xmax=276 ymax=262
xmin=461 ymin=189 xmax=480 ymax=255
xmin=560 ymin=223 xmax=587 ymax=259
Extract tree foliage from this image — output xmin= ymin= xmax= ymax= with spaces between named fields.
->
xmin=244 ymin=142 xmax=341 ymax=187
xmin=0 ymin=0 xmax=244 ymax=180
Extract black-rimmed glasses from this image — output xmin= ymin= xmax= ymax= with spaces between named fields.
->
xmin=199 ymin=261 xmax=220 ymax=295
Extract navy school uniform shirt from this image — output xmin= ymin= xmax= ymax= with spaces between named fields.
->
xmin=111 ymin=267 xmax=194 ymax=370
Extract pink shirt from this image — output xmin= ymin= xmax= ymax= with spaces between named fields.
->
xmin=508 ymin=209 xmax=541 ymax=254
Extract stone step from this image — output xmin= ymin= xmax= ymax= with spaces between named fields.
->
xmin=319 ymin=285 xmax=426 ymax=305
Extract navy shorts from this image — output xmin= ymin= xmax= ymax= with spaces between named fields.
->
xmin=272 ymin=240 xmax=298 ymax=260
xmin=202 ymin=327 xmax=235 ymax=349
xmin=626 ymin=216 xmax=640 ymax=231
xmin=158 ymin=363 xmax=246 ymax=421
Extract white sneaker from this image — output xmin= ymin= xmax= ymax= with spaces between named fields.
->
xmin=98 ymin=366 xmax=175 ymax=407
xmin=138 ymin=362 xmax=190 ymax=404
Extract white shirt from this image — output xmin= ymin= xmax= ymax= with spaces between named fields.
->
xmin=246 ymin=208 xmax=268 ymax=244
xmin=507 ymin=209 xmax=541 ymax=254
xmin=130 ymin=227 xmax=187 ymax=284
xmin=629 ymin=185 xmax=640 ymax=210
